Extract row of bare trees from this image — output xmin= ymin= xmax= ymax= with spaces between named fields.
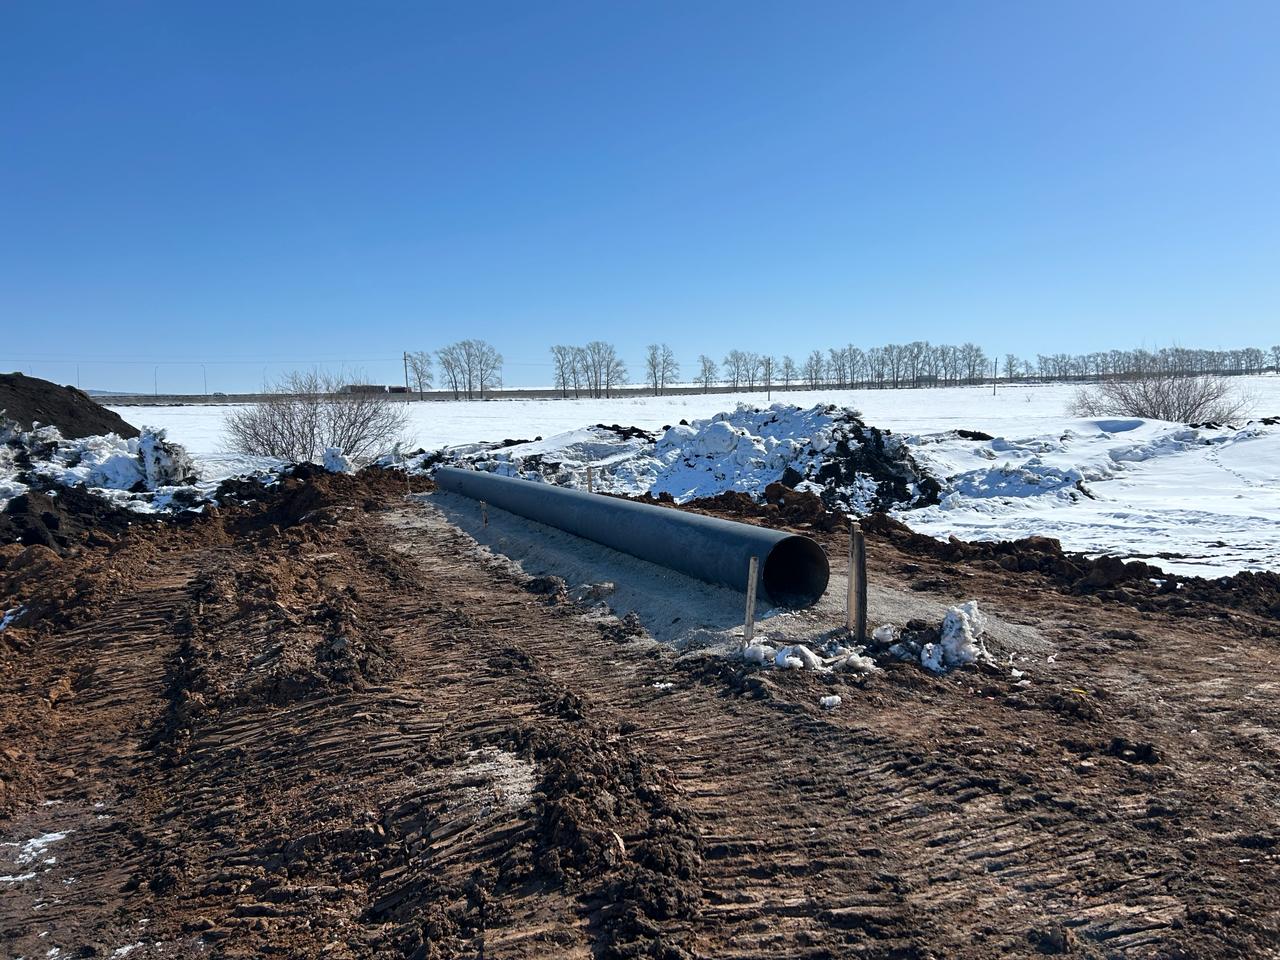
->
xmin=424 ymin=340 xmax=1280 ymax=402
xmin=1022 ymin=345 xmax=1280 ymax=383
xmin=404 ymin=340 xmax=504 ymax=400
xmin=550 ymin=341 xmax=629 ymax=398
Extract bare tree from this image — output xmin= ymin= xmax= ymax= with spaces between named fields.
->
xmin=697 ymin=354 xmax=718 ymax=392
xmin=438 ymin=339 xmax=502 ymax=399
xmin=469 ymin=340 xmax=503 ymax=399
xmin=580 ymin=341 xmax=627 ymax=398
xmin=644 ymin=343 xmax=678 ymax=396
xmin=225 ymin=369 xmax=407 ymax=463
xmin=1003 ymin=354 xmax=1019 ymax=381
xmin=780 ymin=355 xmax=797 ymax=390
xmin=551 ymin=345 xmax=576 ymax=398
xmin=759 ymin=355 xmax=776 ymax=398
xmin=1272 ymin=345 xmax=1280 ymax=374
xmin=1068 ymin=373 xmax=1252 ymax=424
xmin=722 ymin=350 xmax=750 ymax=389
xmin=406 ymin=351 xmax=433 ymax=399
xmin=437 ymin=343 xmax=465 ymax=400
xmin=803 ymin=350 xmax=824 ymax=389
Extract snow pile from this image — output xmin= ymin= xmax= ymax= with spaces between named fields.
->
xmin=322 ymin=447 xmax=355 ymax=474
xmin=873 ymin=600 xmax=994 ymax=674
xmin=416 ymin=403 xmax=938 ymax=513
xmin=0 ymin=420 xmax=216 ymax=515
xmin=899 ymin=416 xmax=1280 ymax=577
xmin=920 ymin=601 xmax=990 ymax=673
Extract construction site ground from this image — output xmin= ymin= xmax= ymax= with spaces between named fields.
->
xmin=2 ymin=469 xmax=1278 ymax=959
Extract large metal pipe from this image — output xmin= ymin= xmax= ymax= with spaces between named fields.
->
xmin=434 ymin=467 xmax=830 ymax=608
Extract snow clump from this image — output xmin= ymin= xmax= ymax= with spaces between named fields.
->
xmin=322 ymin=447 xmax=355 ymax=474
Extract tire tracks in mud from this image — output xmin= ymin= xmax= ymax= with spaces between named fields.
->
xmin=2 ymin=486 xmax=1279 ymax=958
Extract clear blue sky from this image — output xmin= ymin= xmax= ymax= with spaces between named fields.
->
xmin=2 ymin=1 xmax=1277 ymax=392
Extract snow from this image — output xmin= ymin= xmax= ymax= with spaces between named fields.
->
xmin=903 ymin=416 xmax=1280 ymax=577
xmin=0 ymin=420 xmax=283 ymax=519
xmin=80 ymin=375 xmax=1280 ymax=578
xmin=931 ymin=601 xmax=991 ymax=672
xmin=322 ymin=447 xmax=354 ymax=473
xmin=820 ymin=695 xmax=842 ymax=710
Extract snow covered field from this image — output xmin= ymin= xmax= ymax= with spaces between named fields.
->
xmin=102 ymin=376 xmax=1280 ymax=578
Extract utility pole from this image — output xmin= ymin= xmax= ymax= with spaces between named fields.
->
xmin=403 ymin=352 xmax=410 ymax=396
xmin=992 ymin=356 xmax=998 ymax=396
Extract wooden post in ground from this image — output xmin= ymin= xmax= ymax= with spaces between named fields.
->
xmin=480 ymin=501 xmax=488 ymax=528
xmin=847 ymin=521 xmax=867 ymax=642
xmin=586 ymin=465 xmax=594 ymax=494
xmin=743 ymin=555 xmax=760 ymax=648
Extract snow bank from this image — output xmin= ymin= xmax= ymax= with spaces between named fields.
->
xmin=415 ymin=403 xmax=938 ymax=514
xmin=901 ymin=416 xmax=1280 ymax=577
xmin=0 ymin=419 xmax=267 ymax=516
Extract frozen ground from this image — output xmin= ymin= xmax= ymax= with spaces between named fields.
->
xmin=88 ymin=376 xmax=1280 ymax=578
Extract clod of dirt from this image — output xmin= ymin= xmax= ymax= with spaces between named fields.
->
xmin=0 ymin=372 xmax=139 ymax=439
xmin=1107 ymin=737 xmax=1160 ymax=765
xmin=1027 ymin=924 xmax=1075 ymax=954
xmin=526 ymin=575 xmax=569 ymax=603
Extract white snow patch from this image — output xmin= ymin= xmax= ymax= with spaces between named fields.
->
xmin=922 ymin=601 xmax=991 ymax=673
xmin=322 ymin=447 xmax=355 ymax=474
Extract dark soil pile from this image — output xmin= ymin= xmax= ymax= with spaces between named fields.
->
xmin=859 ymin=511 xmax=1280 ymax=623
xmin=0 ymin=372 xmax=139 ymax=439
xmin=781 ymin=415 xmax=942 ymax=511
xmin=0 ymin=485 xmax=158 ymax=551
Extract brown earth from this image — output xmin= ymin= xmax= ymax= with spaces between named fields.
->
xmin=0 ymin=372 xmax=140 ymax=439
xmin=2 ymin=470 xmax=1279 ymax=958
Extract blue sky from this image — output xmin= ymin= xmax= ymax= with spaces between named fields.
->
xmin=2 ymin=1 xmax=1278 ymax=392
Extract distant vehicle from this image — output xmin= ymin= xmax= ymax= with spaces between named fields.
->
xmin=339 ymin=384 xmax=410 ymax=395
xmin=212 ymin=391 xmax=228 ymax=397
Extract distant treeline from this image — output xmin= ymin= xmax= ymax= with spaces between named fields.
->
xmin=403 ymin=340 xmax=1280 ymax=399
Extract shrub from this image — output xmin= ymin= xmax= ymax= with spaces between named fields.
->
xmin=1068 ymin=373 xmax=1252 ymax=424
xmin=225 ymin=370 xmax=407 ymax=463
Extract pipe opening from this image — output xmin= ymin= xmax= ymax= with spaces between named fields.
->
xmin=762 ymin=535 xmax=830 ymax=608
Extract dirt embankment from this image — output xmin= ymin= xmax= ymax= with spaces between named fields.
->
xmin=2 ymin=468 xmax=1279 ymax=957
xmin=0 ymin=372 xmax=139 ymax=439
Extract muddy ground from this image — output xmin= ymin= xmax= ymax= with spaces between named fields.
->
xmin=2 ymin=469 xmax=1279 ymax=958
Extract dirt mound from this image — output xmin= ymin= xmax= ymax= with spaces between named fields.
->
xmin=0 ymin=372 xmax=139 ymax=439
xmin=214 ymin=462 xmax=431 ymax=531
xmin=859 ymin=511 xmax=1280 ymax=623
xmin=779 ymin=414 xmax=942 ymax=512
xmin=0 ymin=484 xmax=158 ymax=551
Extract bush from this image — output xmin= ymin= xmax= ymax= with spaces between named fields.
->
xmin=225 ymin=370 xmax=408 ymax=463
xmin=1068 ymin=373 xmax=1252 ymax=424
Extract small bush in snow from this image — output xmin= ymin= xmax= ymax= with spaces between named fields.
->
xmin=225 ymin=369 xmax=407 ymax=464
xmin=1068 ymin=373 xmax=1252 ymax=424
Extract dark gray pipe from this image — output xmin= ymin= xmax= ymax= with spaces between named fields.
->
xmin=434 ymin=466 xmax=829 ymax=608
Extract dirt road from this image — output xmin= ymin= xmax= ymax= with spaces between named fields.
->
xmin=2 ymin=471 xmax=1278 ymax=958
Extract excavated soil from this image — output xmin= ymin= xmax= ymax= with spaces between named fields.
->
xmin=0 ymin=372 xmax=139 ymax=439
xmin=2 ymin=470 xmax=1279 ymax=958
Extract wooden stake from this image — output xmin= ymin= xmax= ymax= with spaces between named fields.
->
xmin=586 ymin=465 xmax=594 ymax=494
xmin=847 ymin=521 xmax=867 ymax=642
xmin=743 ymin=555 xmax=760 ymax=648
xmin=480 ymin=501 xmax=488 ymax=527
